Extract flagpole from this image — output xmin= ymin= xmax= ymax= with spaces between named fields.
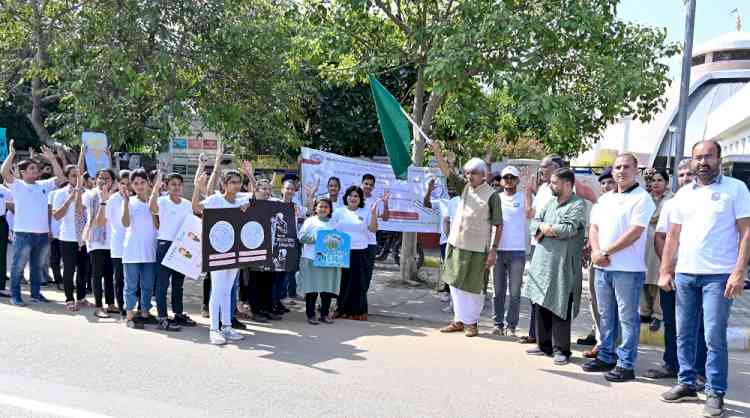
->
xmin=400 ymin=108 xmax=433 ymax=145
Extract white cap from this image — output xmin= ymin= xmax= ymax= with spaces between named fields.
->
xmin=501 ymin=165 xmax=520 ymax=178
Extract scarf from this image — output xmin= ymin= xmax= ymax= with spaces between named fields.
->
xmin=85 ymin=191 xmax=107 ymax=245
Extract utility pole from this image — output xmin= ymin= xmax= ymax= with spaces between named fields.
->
xmin=672 ymin=0 xmax=696 ymax=192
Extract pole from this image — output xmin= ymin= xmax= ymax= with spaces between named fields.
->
xmin=401 ymin=108 xmax=433 ymax=145
xmin=672 ymin=0 xmax=696 ymax=192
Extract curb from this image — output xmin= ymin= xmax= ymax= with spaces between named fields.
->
xmin=639 ymin=324 xmax=750 ymax=352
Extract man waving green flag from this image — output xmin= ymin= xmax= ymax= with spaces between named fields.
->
xmin=368 ymin=74 xmax=412 ymax=180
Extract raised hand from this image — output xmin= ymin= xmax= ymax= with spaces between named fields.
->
xmin=381 ymin=188 xmax=391 ymax=204
xmin=40 ymin=145 xmax=56 ymax=162
xmin=119 ymin=182 xmax=130 ymax=199
xmin=8 ymin=139 xmax=15 ymax=156
xmin=240 ymin=160 xmax=254 ymax=178
xmin=195 ymin=173 xmax=208 ymax=193
xmin=153 ymin=170 xmax=163 ymax=192
xmin=214 ymin=142 xmax=224 ymax=163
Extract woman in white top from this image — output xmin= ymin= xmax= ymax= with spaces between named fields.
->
xmin=121 ymin=169 xmax=158 ymax=329
xmin=331 ymin=186 xmax=377 ymax=320
xmin=323 ymin=176 xmax=344 ymax=209
xmin=52 ymin=165 xmax=88 ymax=311
xmin=192 ymin=169 xmax=248 ymax=345
xmin=106 ymin=170 xmax=131 ymax=316
xmin=298 ymin=197 xmax=340 ymax=324
xmin=84 ymin=168 xmax=117 ymax=318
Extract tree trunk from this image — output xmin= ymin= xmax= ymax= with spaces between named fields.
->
xmin=27 ymin=0 xmax=52 ymax=146
xmin=399 ymin=64 xmax=426 ymax=282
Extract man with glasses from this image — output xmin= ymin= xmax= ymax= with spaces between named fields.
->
xmin=658 ymin=141 xmax=750 ymax=418
xmin=491 ymin=166 xmax=527 ymax=338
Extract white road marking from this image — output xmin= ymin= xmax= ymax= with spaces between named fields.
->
xmin=0 ymin=393 xmax=116 ymax=418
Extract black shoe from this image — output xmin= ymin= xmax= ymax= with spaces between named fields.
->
xmin=581 ymin=359 xmax=617 ymax=373
xmin=231 ymin=317 xmax=247 ymax=330
xmin=319 ymin=316 xmax=333 ymax=324
xmin=604 ymin=366 xmax=636 ymax=382
xmin=307 ymin=317 xmax=319 ymax=325
xmin=703 ymin=393 xmax=725 ymax=418
xmin=158 ymin=318 xmax=181 ymax=332
xmin=526 ymin=348 xmax=552 ymax=357
xmin=640 ymin=315 xmax=652 ymax=323
xmin=645 ymin=366 xmax=678 ymax=379
xmin=127 ymin=317 xmax=145 ymax=329
xmin=576 ymin=334 xmax=597 ymax=346
xmin=173 ymin=313 xmax=197 ymax=327
xmin=696 ymin=375 xmax=706 ymax=392
xmin=142 ymin=314 xmax=159 ymax=325
xmin=261 ymin=311 xmax=282 ymax=321
xmin=660 ymin=384 xmax=699 ymax=403
xmin=275 ymin=303 xmax=290 ymax=313
xmin=649 ymin=318 xmax=662 ymax=332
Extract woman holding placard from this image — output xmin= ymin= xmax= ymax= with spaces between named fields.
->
xmin=298 ymin=197 xmax=340 ymax=324
xmin=331 ymin=186 xmax=378 ymax=320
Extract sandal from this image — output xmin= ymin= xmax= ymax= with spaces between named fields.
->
xmin=440 ymin=322 xmax=465 ymax=333
xmin=65 ymin=301 xmax=79 ymax=312
xmin=94 ymin=309 xmax=110 ymax=319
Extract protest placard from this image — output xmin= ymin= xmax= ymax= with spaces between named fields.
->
xmin=161 ymin=215 xmax=204 ymax=280
xmin=313 ymin=229 xmax=350 ymax=268
xmin=81 ymin=132 xmax=111 ymax=175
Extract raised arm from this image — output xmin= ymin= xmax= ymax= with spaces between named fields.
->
xmin=1 ymin=139 xmax=16 ymax=185
xmin=40 ymin=145 xmax=65 ymax=187
xmin=206 ymin=143 xmax=223 ymax=195
xmin=423 ymin=178 xmax=435 ymax=209
xmin=149 ymin=171 xmax=162 ymax=215
xmin=192 ymin=173 xmax=207 ymax=215
xmin=94 ymin=187 xmax=111 ymax=228
xmin=427 ymin=141 xmax=450 ymax=177
xmin=240 ymin=160 xmax=257 ymax=193
xmin=77 ymin=144 xmax=86 ymax=173
xmin=121 ymin=188 xmax=131 ymax=227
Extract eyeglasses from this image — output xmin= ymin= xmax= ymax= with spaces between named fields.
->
xmin=502 ymin=175 xmax=517 ymax=180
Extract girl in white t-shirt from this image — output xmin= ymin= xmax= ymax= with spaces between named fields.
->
xmin=121 ymin=170 xmax=158 ymax=329
xmin=83 ymin=168 xmax=117 ymax=319
xmin=192 ymin=170 xmax=249 ymax=345
xmin=330 ymin=186 xmax=378 ymax=320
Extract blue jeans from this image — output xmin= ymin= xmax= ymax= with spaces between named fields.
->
xmin=675 ymin=273 xmax=732 ymax=396
xmin=661 ymin=288 xmax=707 ymax=375
xmin=10 ymin=232 xmax=50 ymax=301
xmin=492 ymin=251 xmax=526 ymax=329
xmin=155 ymin=240 xmax=185 ymax=317
xmin=594 ymin=269 xmax=644 ymax=369
xmin=231 ymin=276 xmax=238 ymax=314
xmin=124 ymin=263 xmax=156 ymax=313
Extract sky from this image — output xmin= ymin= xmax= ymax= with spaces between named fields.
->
xmin=618 ymin=0 xmax=746 ymax=78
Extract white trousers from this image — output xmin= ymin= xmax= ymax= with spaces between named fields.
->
xmin=209 ymin=269 xmax=238 ymax=330
xmin=450 ymin=285 xmax=484 ymax=325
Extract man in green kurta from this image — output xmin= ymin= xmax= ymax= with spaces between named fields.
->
xmin=523 ymin=168 xmax=587 ymax=365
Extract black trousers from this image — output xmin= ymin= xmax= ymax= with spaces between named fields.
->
xmin=61 ymin=241 xmax=89 ymax=302
xmin=203 ymin=272 xmax=211 ymax=307
xmin=0 ymin=215 xmax=7 ymax=290
xmin=534 ymin=294 xmax=574 ymax=357
xmin=249 ymin=270 xmax=274 ymax=314
xmin=50 ymin=238 xmax=63 ymax=283
xmin=90 ymin=249 xmax=114 ymax=307
xmin=306 ymin=292 xmax=333 ymax=319
xmin=239 ymin=269 xmax=251 ymax=304
xmin=112 ymin=257 xmax=125 ymax=312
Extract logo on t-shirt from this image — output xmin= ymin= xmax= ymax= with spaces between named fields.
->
xmin=711 ymin=192 xmax=720 ymax=201
xmin=513 ymin=202 xmax=520 ymax=207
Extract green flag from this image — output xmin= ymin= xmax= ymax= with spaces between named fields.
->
xmin=369 ymin=74 xmax=412 ymax=180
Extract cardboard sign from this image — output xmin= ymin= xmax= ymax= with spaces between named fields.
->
xmin=161 ymin=215 xmax=203 ymax=280
xmin=81 ymin=132 xmax=111 ymax=175
xmin=202 ymin=200 xmax=299 ymax=272
xmin=313 ymin=229 xmax=350 ymax=268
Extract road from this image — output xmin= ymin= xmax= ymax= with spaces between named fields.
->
xmin=1 ymin=290 xmax=750 ymax=418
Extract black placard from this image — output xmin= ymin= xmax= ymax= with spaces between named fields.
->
xmin=202 ymin=200 xmax=299 ymax=272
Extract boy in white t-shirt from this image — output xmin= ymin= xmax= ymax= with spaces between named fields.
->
xmin=150 ymin=172 xmax=196 ymax=330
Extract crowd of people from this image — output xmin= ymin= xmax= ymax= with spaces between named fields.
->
xmin=424 ymin=139 xmax=747 ymax=418
xmin=0 ymin=136 xmax=746 ymax=417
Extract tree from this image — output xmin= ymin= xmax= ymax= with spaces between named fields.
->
xmin=302 ymin=0 xmax=678 ymax=280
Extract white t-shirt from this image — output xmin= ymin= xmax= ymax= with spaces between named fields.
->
xmin=590 ymin=185 xmax=656 ymax=272
xmin=53 ymin=185 xmax=83 ymax=242
xmin=499 ymin=192 xmax=527 ymax=251
xmin=655 ymin=198 xmax=675 ymax=234
xmin=122 ymin=196 xmax=157 ymax=264
xmin=437 ymin=196 xmax=460 ymax=245
xmin=82 ymin=189 xmax=111 ymax=251
xmin=331 ymin=207 xmax=371 ymax=250
xmin=298 ymin=216 xmax=334 ymax=260
xmin=201 ymin=193 xmax=248 ymax=209
xmin=47 ymin=189 xmax=60 ymax=239
xmin=11 ymin=178 xmax=56 ymax=233
xmin=157 ymin=195 xmax=193 ymax=241
xmin=0 ymin=184 xmax=10 ymax=217
xmin=106 ymin=193 xmax=127 ymax=258
xmin=671 ymin=176 xmax=750 ymax=274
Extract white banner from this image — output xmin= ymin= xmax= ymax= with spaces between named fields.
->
xmin=299 ymin=147 xmax=447 ymax=233
xmin=161 ymin=215 xmax=204 ymax=280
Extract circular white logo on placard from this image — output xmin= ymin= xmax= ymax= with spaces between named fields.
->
xmin=209 ymin=221 xmax=235 ymax=253
xmin=241 ymin=221 xmax=264 ymax=249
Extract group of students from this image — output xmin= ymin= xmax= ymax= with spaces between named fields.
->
xmin=0 ymin=140 xmax=393 ymax=347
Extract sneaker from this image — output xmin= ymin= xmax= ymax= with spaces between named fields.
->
xmin=9 ymin=297 xmax=26 ymax=307
xmin=173 ymin=313 xmax=197 ymax=326
xmin=126 ymin=317 xmax=145 ymax=329
xmin=441 ymin=304 xmax=453 ymax=313
xmin=491 ymin=326 xmax=504 ymax=336
xmin=231 ymin=317 xmax=247 ymax=330
xmin=29 ymin=294 xmax=50 ymax=303
xmin=209 ymin=329 xmax=227 ymax=345
xmin=604 ymin=366 xmax=636 ymax=382
xmin=250 ymin=314 xmax=269 ymax=323
xmin=649 ymin=318 xmax=662 ymax=332
xmin=158 ymin=318 xmax=181 ymax=332
xmin=702 ymin=393 xmax=725 ymax=418
xmin=439 ymin=293 xmax=450 ymax=303
xmin=142 ymin=314 xmax=159 ymax=325
xmin=0 ymin=290 xmax=10 ymax=297
xmin=553 ymin=354 xmax=570 ymax=365
xmin=576 ymin=334 xmax=597 ymax=346
xmin=645 ymin=366 xmax=678 ymax=379
xmin=660 ymin=384 xmax=698 ymax=403
xmin=307 ymin=317 xmax=319 ymax=325
xmin=221 ymin=325 xmax=244 ymax=341
xmin=319 ymin=316 xmax=333 ymax=324
xmin=581 ymin=359 xmax=617 ymax=373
